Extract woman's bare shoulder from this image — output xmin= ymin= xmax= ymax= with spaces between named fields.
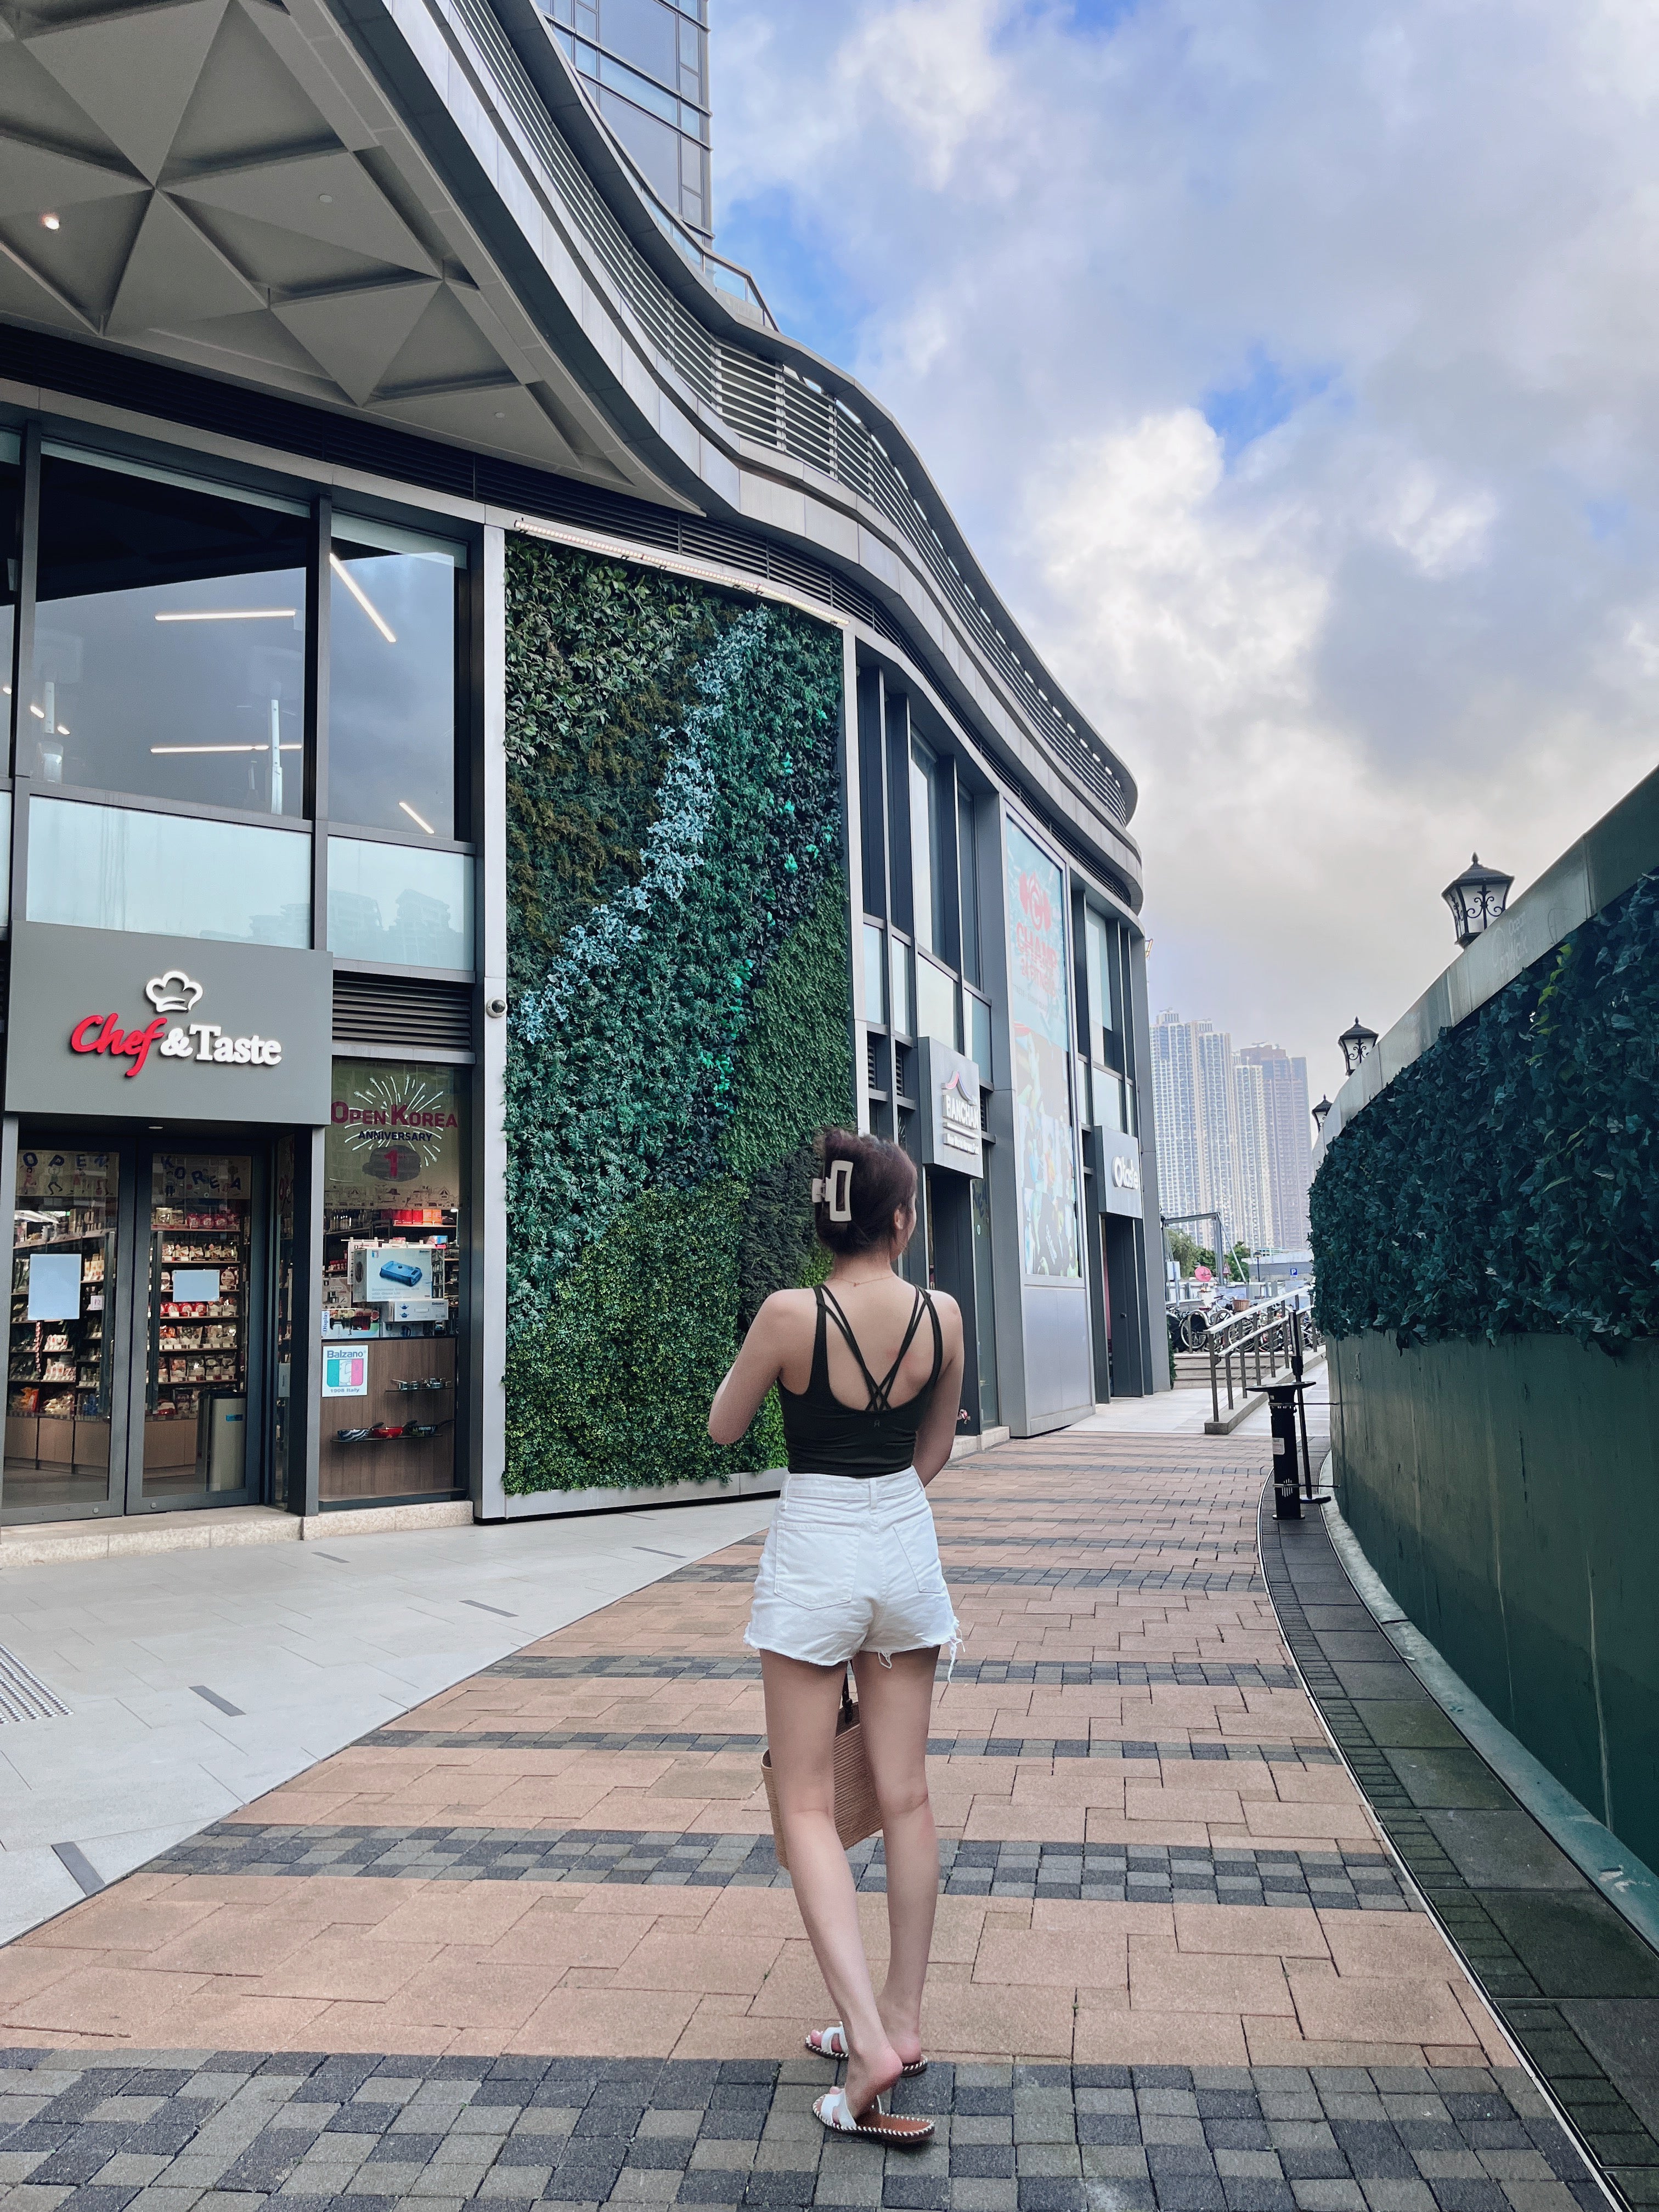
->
xmin=751 ymin=1287 xmax=818 ymax=1335
xmin=926 ymin=1286 xmax=965 ymax=1339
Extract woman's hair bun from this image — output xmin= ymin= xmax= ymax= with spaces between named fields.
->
xmin=810 ymin=1128 xmax=917 ymax=1255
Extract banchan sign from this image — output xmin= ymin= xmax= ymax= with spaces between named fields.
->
xmin=1093 ymin=1125 xmax=1144 ymax=1218
xmin=7 ymin=922 xmax=332 ymax=1124
xmin=916 ymin=1037 xmax=984 ymax=1178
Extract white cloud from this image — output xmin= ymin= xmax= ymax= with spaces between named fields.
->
xmin=713 ymin=0 xmax=1659 ymax=1100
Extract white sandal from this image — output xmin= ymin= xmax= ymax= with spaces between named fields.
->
xmin=806 ymin=2021 xmax=927 ymax=2077
xmin=814 ymin=2087 xmax=934 ymax=2146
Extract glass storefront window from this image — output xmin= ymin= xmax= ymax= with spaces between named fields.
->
xmin=322 ymin=1060 xmax=466 ymax=1505
xmin=970 ymin=1172 xmax=1000 ymax=1427
xmin=5 ymin=1143 xmax=118 ymax=1518
xmin=274 ymin=1135 xmax=296 ymax=1513
xmin=916 ymin=953 xmax=958 ymax=1050
xmin=969 ymin=991 xmax=993 ymax=1082
xmin=0 ymin=437 xmax=19 ymax=735
xmin=959 ymin=790 xmax=981 ymax=988
xmin=33 ymin=452 xmax=308 ymax=814
xmin=1085 ymin=909 xmax=1115 ymax=1063
xmin=27 ymin=797 xmax=311 ymax=944
xmin=143 ymin=1153 xmax=253 ymax=1504
xmin=862 ymin=920 xmax=886 ymax=1024
xmin=910 ymin=740 xmax=946 ymax=956
xmin=329 ymin=519 xmax=463 ymax=839
xmin=889 ymin=934 xmax=912 ymax=1039
xmin=328 ymin=837 xmax=473 ymax=969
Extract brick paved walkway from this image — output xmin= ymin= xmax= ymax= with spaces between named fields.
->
xmin=0 ymin=1413 xmax=1604 ymax=2211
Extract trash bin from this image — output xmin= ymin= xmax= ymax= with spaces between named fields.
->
xmin=1268 ymin=1381 xmax=1301 ymax=1520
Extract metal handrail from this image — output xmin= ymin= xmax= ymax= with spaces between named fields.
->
xmin=1207 ymin=1294 xmax=1322 ymax=1425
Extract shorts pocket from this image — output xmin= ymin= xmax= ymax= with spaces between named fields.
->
xmin=891 ymin=1504 xmax=947 ymax=1596
xmin=771 ymin=1510 xmax=859 ymax=1609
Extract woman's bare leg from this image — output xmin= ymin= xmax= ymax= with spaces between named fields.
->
xmin=850 ymin=1646 xmax=939 ymax=2067
xmin=761 ymin=1650 xmax=904 ymax=2117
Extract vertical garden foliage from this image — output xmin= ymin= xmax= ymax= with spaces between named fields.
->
xmin=1311 ymin=867 xmax=1659 ymax=1349
xmin=502 ymin=541 xmax=853 ymax=1492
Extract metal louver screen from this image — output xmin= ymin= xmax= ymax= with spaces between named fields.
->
xmin=333 ymin=973 xmax=475 ymax=1054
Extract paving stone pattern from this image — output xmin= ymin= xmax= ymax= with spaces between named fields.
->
xmin=665 ymin=1566 xmax=1265 ymax=1594
xmin=478 ymin=1658 xmax=1302 ymax=1690
xmin=0 ymin=1412 xmax=1583 ymax=2205
xmin=0 ymin=2049 xmax=1602 ymax=2212
xmin=141 ymin=1826 xmax=1409 ymax=1906
xmin=359 ymin=1731 xmax=1338 ymax=1768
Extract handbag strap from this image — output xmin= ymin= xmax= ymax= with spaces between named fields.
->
xmin=840 ymin=1667 xmax=857 ymax=1723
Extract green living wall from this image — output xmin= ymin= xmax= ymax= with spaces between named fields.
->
xmin=502 ymin=541 xmax=853 ymax=1494
xmin=1312 ymin=864 xmax=1659 ymax=1871
xmin=1311 ymin=866 xmax=1659 ymax=1348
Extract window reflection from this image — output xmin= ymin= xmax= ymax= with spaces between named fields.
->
xmin=27 ymin=798 xmax=310 ymax=945
xmin=329 ymin=522 xmax=462 ymax=839
xmin=33 ymin=454 xmax=307 ymax=814
xmin=328 ymin=837 xmax=473 ymax=969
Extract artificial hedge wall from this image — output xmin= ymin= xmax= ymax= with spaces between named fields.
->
xmin=501 ymin=541 xmax=853 ymax=1492
xmin=1311 ymin=866 xmax=1659 ymax=1350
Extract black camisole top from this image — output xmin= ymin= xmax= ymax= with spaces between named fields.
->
xmin=777 ymin=1283 xmax=944 ymax=1478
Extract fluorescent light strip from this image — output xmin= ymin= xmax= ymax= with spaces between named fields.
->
xmin=398 ymin=800 xmax=435 ymax=834
xmin=154 ymin=608 xmax=296 ymax=622
xmin=330 ymin=553 xmax=396 ymax=643
xmin=150 ymin=743 xmax=303 ymax=755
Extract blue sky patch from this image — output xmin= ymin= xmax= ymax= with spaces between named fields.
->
xmin=1203 ymin=348 xmax=1336 ymax=457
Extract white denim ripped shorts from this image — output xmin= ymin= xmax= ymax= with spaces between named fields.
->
xmin=744 ymin=1467 xmax=962 ymax=1672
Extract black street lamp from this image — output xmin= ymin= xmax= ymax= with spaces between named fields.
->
xmin=1311 ymin=1095 xmax=1333 ymax=1133
xmin=1338 ymin=1017 xmax=1378 ymax=1077
xmin=1442 ymin=853 xmax=1514 ymax=949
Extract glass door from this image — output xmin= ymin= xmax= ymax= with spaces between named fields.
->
xmin=4 ymin=1142 xmax=126 ymax=1518
xmin=139 ymin=1150 xmax=259 ymax=1507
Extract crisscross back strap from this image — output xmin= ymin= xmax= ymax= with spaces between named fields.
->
xmin=820 ymin=1283 xmax=932 ymax=1412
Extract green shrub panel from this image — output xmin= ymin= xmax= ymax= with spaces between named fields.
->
xmin=502 ymin=543 xmax=852 ymax=1494
xmin=1312 ymin=867 xmax=1659 ymax=1347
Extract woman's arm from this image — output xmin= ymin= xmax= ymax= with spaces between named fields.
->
xmin=707 ymin=1290 xmax=800 ymax=1446
xmin=911 ymin=1294 xmax=966 ymax=1485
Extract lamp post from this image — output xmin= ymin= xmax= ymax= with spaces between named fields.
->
xmin=1312 ymin=1095 xmax=1333 ymax=1134
xmin=1338 ymin=1018 xmax=1378 ymax=1077
xmin=1442 ymin=854 xmax=1513 ymax=949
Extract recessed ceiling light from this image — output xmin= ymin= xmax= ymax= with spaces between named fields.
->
xmin=494 ymin=410 xmax=506 ymax=419
xmin=41 ymin=213 xmax=60 ymax=231
xmin=318 ymin=193 xmax=333 ymax=204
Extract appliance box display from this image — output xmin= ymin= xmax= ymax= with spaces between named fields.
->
xmin=347 ymin=1242 xmax=438 ymax=1304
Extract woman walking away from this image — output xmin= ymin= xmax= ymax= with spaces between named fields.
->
xmin=708 ymin=1130 xmax=964 ymax=2149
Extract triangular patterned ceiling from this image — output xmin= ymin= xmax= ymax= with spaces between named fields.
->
xmin=0 ymin=0 xmax=647 ymax=486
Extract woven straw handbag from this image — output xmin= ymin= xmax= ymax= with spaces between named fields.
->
xmin=762 ymin=1671 xmax=882 ymax=1871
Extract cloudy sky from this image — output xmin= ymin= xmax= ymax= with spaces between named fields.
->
xmin=710 ymin=0 xmax=1659 ymax=1103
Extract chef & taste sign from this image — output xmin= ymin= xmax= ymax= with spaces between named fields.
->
xmin=70 ymin=969 xmax=285 ymax=1076
xmin=5 ymin=923 xmax=331 ymax=1121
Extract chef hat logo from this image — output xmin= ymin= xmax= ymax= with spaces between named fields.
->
xmin=145 ymin=969 xmax=205 ymax=1014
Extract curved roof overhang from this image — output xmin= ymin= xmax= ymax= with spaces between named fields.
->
xmin=0 ymin=0 xmax=1142 ymax=902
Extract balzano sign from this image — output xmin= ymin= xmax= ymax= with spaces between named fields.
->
xmin=69 ymin=969 xmax=284 ymax=1079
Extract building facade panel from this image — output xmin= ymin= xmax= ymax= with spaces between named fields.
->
xmin=0 ymin=0 xmax=1167 ymax=1533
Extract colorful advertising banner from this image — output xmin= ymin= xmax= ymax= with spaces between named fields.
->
xmin=326 ymin=1060 xmax=464 ymax=1211
xmin=1003 ymin=818 xmax=1080 ymax=1279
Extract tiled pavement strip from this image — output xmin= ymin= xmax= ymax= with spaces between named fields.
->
xmin=0 ymin=1388 xmax=1611 ymax=2211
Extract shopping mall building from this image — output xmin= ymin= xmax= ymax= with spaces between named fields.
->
xmin=0 ymin=0 xmax=1166 ymax=1534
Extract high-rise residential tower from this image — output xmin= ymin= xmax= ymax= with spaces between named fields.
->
xmin=1152 ymin=1013 xmax=1244 ymax=1252
xmin=1232 ymin=1056 xmax=1275 ymax=1254
xmin=1237 ymin=1044 xmax=1315 ymax=1248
